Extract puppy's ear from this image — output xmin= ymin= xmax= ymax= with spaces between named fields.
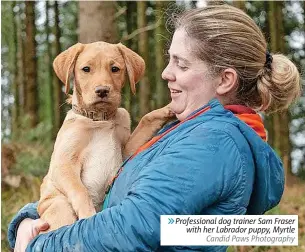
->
xmin=53 ymin=43 xmax=85 ymax=94
xmin=117 ymin=43 xmax=145 ymax=94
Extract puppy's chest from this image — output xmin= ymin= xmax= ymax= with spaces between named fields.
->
xmin=81 ymin=128 xmax=123 ymax=207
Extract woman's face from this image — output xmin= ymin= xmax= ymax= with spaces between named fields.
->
xmin=162 ymin=29 xmax=220 ymax=121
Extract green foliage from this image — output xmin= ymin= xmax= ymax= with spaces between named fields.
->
xmin=282 ymin=1 xmax=305 ymax=178
xmin=265 ymin=205 xmax=282 ymax=215
xmin=247 ymin=0 xmax=305 ymax=178
xmin=245 ymin=1 xmax=267 ymax=32
xmin=296 ymin=165 xmax=305 ymax=180
xmin=14 ymin=150 xmax=50 ymax=177
xmin=226 ymin=247 xmax=235 ymax=252
xmin=11 ymin=117 xmax=53 ymax=177
xmin=59 ymin=1 xmax=78 ymax=49
xmin=1 ymin=1 xmax=15 ymax=141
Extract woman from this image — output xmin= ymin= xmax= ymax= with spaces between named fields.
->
xmin=9 ymin=5 xmax=301 ymax=252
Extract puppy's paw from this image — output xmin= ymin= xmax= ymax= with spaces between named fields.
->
xmin=142 ymin=105 xmax=175 ymax=123
xmin=161 ymin=105 xmax=175 ymax=119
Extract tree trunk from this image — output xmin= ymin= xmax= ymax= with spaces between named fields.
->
xmin=137 ymin=1 xmax=150 ymax=117
xmin=52 ymin=1 xmax=64 ymax=136
xmin=262 ymin=1 xmax=275 ymax=148
xmin=155 ymin=1 xmax=168 ymax=108
xmin=123 ymin=1 xmax=137 ymax=113
xmin=125 ymin=1 xmax=139 ymax=129
xmin=126 ymin=1 xmax=137 ymax=51
xmin=269 ymin=1 xmax=293 ymax=186
xmin=24 ymin=1 xmax=38 ymax=127
xmin=11 ymin=1 xmax=19 ymax=138
xmin=79 ymin=1 xmax=118 ymax=43
xmin=45 ymin=1 xmax=55 ymax=137
xmin=18 ymin=2 xmax=26 ymax=116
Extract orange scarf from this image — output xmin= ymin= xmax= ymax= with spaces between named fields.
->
xmin=224 ymin=105 xmax=267 ymax=141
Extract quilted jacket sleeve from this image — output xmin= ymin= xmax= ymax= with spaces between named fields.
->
xmin=23 ymin=128 xmax=242 ymax=251
xmin=7 ymin=202 xmax=39 ymax=249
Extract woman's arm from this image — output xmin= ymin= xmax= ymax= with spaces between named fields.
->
xmin=24 ymin=127 xmax=241 ymax=252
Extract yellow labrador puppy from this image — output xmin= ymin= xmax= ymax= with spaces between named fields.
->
xmin=38 ymin=42 xmax=173 ymax=232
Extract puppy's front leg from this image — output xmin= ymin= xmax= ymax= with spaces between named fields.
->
xmin=123 ymin=105 xmax=175 ymax=158
xmin=52 ymin=163 xmax=96 ymax=219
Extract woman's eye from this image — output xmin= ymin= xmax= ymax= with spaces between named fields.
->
xmin=111 ymin=66 xmax=120 ymax=73
xmin=178 ymin=65 xmax=188 ymax=71
xmin=82 ymin=66 xmax=90 ymax=73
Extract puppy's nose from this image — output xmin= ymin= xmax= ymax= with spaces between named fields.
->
xmin=95 ymin=86 xmax=110 ymax=98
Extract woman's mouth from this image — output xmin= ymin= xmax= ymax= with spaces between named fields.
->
xmin=170 ymin=88 xmax=182 ymax=94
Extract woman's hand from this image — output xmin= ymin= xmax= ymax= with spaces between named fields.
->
xmin=14 ymin=218 xmax=49 ymax=252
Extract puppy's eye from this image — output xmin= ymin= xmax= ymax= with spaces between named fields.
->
xmin=82 ymin=66 xmax=90 ymax=72
xmin=111 ymin=66 xmax=120 ymax=73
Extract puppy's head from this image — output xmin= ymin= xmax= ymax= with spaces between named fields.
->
xmin=53 ymin=42 xmax=145 ymax=110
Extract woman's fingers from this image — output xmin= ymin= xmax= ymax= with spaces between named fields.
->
xmin=33 ymin=219 xmax=49 ymax=232
xmin=14 ymin=218 xmax=49 ymax=252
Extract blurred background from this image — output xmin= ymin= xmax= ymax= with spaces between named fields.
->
xmin=1 ymin=1 xmax=304 ymax=251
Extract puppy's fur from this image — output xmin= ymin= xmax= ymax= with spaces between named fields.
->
xmin=38 ymin=42 xmax=173 ymax=232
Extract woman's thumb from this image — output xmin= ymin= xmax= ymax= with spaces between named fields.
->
xmin=34 ymin=219 xmax=50 ymax=232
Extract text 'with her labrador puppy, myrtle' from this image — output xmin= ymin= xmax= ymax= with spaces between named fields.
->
xmin=161 ymin=215 xmax=298 ymax=246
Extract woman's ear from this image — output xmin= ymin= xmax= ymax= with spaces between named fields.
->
xmin=216 ymin=68 xmax=238 ymax=96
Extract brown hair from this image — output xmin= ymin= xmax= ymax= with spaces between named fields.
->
xmin=171 ymin=5 xmax=301 ymax=113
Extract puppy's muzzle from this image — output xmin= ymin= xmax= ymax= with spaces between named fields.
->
xmin=95 ymin=86 xmax=110 ymax=98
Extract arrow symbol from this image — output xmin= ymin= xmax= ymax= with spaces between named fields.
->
xmin=168 ymin=218 xmax=174 ymax=224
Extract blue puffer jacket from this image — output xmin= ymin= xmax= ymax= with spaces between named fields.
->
xmin=8 ymin=99 xmax=284 ymax=252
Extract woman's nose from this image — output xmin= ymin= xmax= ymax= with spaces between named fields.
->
xmin=161 ymin=64 xmax=175 ymax=82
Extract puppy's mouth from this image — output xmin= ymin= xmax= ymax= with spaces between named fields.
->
xmin=91 ymin=95 xmax=119 ymax=107
xmin=92 ymin=93 xmax=113 ymax=105
xmin=92 ymin=98 xmax=110 ymax=105
xmin=89 ymin=91 xmax=121 ymax=108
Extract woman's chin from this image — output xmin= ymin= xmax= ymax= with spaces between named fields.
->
xmin=169 ymin=104 xmax=187 ymax=121
xmin=169 ymin=102 xmax=183 ymax=115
